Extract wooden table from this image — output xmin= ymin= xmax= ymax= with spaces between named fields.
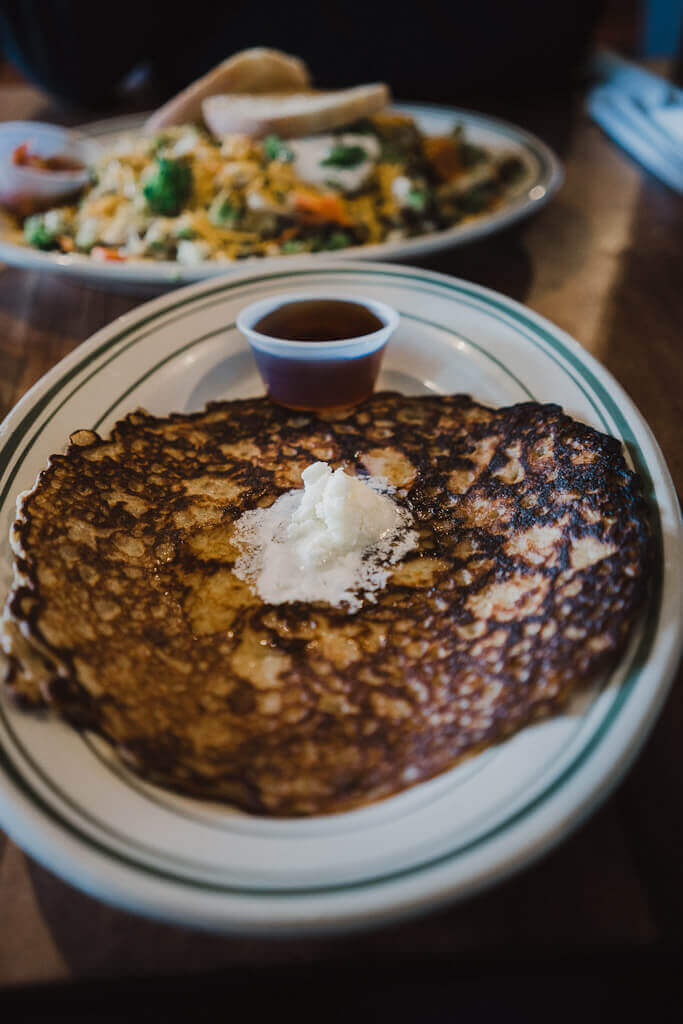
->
xmin=0 ymin=79 xmax=681 ymax=1010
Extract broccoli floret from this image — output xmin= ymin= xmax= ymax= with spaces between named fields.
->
xmin=172 ymin=213 xmax=196 ymax=240
xmin=310 ymin=230 xmax=353 ymax=252
xmin=280 ymin=238 xmax=306 ymax=253
xmin=325 ymin=230 xmax=353 ymax=249
xmin=406 ymin=187 xmax=431 ymax=212
xmin=143 ymin=158 xmax=192 ymax=216
xmin=208 ymin=193 xmax=240 ymax=228
xmin=263 ymin=135 xmax=294 ymax=163
xmin=23 ymin=213 xmax=58 ymax=249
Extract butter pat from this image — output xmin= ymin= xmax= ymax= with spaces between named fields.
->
xmin=289 ymin=462 xmax=398 ymax=566
xmin=232 ymin=461 xmax=418 ymax=610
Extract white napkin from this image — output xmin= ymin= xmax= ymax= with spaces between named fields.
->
xmin=586 ymin=50 xmax=683 ymax=193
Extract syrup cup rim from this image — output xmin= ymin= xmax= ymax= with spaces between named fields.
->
xmin=236 ymin=292 xmax=400 ymax=360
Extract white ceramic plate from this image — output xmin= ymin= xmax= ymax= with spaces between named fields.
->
xmin=0 ymin=261 xmax=679 ymax=935
xmin=0 ymin=105 xmax=562 ymax=289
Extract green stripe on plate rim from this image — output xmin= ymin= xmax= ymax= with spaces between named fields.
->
xmin=0 ymin=266 xmax=663 ymax=899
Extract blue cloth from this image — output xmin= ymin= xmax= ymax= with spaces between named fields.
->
xmin=586 ymin=50 xmax=683 ymax=193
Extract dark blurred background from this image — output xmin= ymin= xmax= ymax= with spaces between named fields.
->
xmin=0 ymin=0 xmax=680 ymax=114
xmin=0 ymin=2 xmax=681 ymax=1022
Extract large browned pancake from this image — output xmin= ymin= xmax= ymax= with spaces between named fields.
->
xmin=0 ymin=394 xmax=652 ymax=815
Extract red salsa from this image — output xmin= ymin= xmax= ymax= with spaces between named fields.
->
xmin=12 ymin=142 xmax=85 ymax=173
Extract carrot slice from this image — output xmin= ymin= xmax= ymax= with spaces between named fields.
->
xmin=293 ymin=191 xmax=351 ymax=226
xmin=91 ymin=246 xmax=127 ymax=262
xmin=423 ymin=136 xmax=462 ymax=182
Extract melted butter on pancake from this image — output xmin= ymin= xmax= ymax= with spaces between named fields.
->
xmin=232 ymin=462 xmax=418 ymax=610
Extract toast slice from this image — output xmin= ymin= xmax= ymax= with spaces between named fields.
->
xmin=145 ymin=48 xmax=311 ymax=132
xmin=202 ymin=82 xmax=390 ymax=139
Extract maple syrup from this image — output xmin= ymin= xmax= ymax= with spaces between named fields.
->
xmin=253 ymin=299 xmax=384 ymax=342
xmin=239 ymin=295 xmax=399 ymax=411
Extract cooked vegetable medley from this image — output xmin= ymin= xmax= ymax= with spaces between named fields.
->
xmin=20 ymin=114 xmax=524 ymax=263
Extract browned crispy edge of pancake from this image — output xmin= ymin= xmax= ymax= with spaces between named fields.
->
xmin=1 ymin=394 xmax=656 ymax=814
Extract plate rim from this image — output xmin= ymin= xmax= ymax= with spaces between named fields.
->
xmin=0 ymin=259 xmax=679 ymax=935
xmin=0 ymin=103 xmax=563 ymax=286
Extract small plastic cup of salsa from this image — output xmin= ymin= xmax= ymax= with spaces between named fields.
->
xmin=237 ymin=293 xmax=400 ymax=411
xmin=0 ymin=121 xmax=89 ymax=216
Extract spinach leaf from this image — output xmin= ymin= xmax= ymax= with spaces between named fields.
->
xmin=263 ymin=135 xmax=294 ymax=163
xmin=321 ymin=144 xmax=367 ymax=169
xmin=406 ymin=188 xmax=430 ymax=212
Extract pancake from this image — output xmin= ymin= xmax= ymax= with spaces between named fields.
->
xmin=0 ymin=394 xmax=652 ymax=816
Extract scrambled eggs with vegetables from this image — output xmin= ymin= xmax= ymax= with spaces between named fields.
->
xmin=22 ymin=114 xmax=524 ymax=263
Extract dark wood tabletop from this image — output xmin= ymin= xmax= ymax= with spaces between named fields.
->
xmin=0 ymin=75 xmax=681 ymax=1008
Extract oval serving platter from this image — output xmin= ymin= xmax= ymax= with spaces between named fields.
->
xmin=0 ymin=260 xmax=679 ymax=935
xmin=0 ymin=104 xmax=562 ymax=290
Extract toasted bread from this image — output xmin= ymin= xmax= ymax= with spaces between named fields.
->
xmin=202 ymin=83 xmax=391 ymax=139
xmin=144 ymin=47 xmax=311 ymax=132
